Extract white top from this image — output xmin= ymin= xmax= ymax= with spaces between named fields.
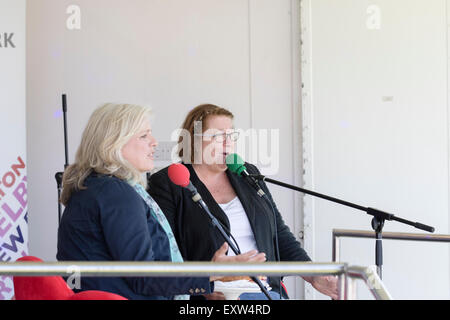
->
xmin=218 ymin=197 xmax=258 ymax=256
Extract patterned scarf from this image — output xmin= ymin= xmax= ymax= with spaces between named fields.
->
xmin=132 ymin=182 xmax=189 ymax=300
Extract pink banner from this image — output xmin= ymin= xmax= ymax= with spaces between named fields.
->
xmin=0 ymin=156 xmax=27 ymax=299
xmin=0 ymin=0 xmax=27 ymax=300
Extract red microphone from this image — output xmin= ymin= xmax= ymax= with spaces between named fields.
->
xmin=168 ymin=163 xmax=190 ymax=188
xmin=168 ymin=163 xmax=201 ymax=202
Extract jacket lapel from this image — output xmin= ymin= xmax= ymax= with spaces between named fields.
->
xmin=184 ymin=164 xmax=263 ymax=253
xmin=185 ymin=164 xmax=231 ymax=230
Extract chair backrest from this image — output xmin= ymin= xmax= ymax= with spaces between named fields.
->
xmin=13 ymin=256 xmax=127 ymax=300
xmin=13 ymin=256 xmax=74 ymax=300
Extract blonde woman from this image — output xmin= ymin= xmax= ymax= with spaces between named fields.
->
xmin=57 ymin=103 xmax=266 ymax=300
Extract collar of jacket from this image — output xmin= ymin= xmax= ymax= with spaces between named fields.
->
xmin=183 ymin=163 xmax=259 ymax=244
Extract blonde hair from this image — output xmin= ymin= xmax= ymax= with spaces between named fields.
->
xmin=178 ymin=104 xmax=234 ymax=163
xmin=60 ymin=103 xmax=152 ymax=205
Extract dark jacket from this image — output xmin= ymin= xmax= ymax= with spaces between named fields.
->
xmin=147 ymin=163 xmax=311 ymax=297
xmin=57 ymin=173 xmax=212 ymax=300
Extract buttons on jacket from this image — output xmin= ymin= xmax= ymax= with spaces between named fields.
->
xmin=189 ymin=288 xmax=206 ymax=294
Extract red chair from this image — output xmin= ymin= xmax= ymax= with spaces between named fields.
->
xmin=13 ymin=256 xmax=127 ymax=300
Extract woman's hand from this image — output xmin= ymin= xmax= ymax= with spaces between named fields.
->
xmin=209 ymin=242 xmax=266 ymax=282
xmin=303 ymin=275 xmax=339 ymax=300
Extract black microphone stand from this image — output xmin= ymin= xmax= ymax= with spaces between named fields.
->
xmin=193 ymin=197 xmax=273 ymax=300
xmin=55 ymin=94 xmax=70 ymax=225
xmin=250 ymin=174 xmax=435 ymax=279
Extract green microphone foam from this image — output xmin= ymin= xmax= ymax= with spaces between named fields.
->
xmin=225 ymin=153 xmax=246 ymax=176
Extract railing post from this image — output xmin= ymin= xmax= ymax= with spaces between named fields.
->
xmin=337 ymin=263 xmax=348 ymax=300
xmin=332 ymin=233 xmax=340 ymax=262
xmin=347 ymin=278 xmax=357 ymax=300
xmin=337 ymin=272 xmax=347 ymax=300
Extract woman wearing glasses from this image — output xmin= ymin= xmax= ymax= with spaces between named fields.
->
xmin=147 ymin=104 xmax=338 ymax=300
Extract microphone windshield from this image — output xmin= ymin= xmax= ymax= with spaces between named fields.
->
xmin=226 ymin=153 xmax=246 ymax=176
xmin=168 ymin=163 xmax=191 ymax=188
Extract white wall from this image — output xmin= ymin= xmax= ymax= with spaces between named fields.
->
xmin=301 ymin=0 xmax=450 ymax=299
xmin=26 ymin=0 xmax=305 ymax=298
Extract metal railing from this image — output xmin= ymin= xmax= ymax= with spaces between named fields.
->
xmin=0 ymin=261 xmax=391 ymax=300
xmin=332 ymin=229 xmax=450 ymax=299
xmin=332 ymin=229 xmax=450 ymax=262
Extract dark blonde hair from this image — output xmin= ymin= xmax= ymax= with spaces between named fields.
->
xmin=178 ymin=104 xmax=234 ymax=163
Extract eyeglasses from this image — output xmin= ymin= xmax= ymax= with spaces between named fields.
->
xmin=194 ymin=131 xmax=240 ymax=143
